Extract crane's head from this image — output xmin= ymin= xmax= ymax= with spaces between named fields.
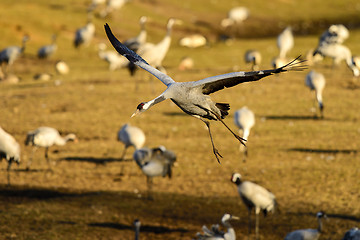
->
xmin=230 ymin=172 xmax=242 ymax=185
xmin=316 ymin=211 xmax=327 ymax=219
xmin=131 ymin=102 xmax=150 ymax=117
xmin=221 ymin=213 xmax=239 ymax=223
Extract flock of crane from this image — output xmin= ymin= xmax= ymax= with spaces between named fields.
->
xmin=0 ymin=1 xmax=359 ymax=240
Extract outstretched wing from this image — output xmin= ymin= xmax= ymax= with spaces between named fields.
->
xmin=104 ymin=23 xmax=175 ymax=86
xmin=193 ymin=56 xmax=306 ymax=95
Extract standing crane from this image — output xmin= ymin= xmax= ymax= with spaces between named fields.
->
xmin=117 ymin=124 xmax=146 ymax=160
xmin=305 ymin=70 xmax=326 ymax=118
xmin=245 ymin=50 xmax=262 ymax=71
xmin=284 ymin=211 xmax=327 ymax=240
xmin=98 ymin=43 xmax=127 ymax=71
xmin=134 ymin=219 xmax=141 ymax=240
xmin=74 ymin=14 xmax=95 ymax=48
xmin=231 ymin=173 xmax=276 ymax=240
xmin=342 ymin=227 xmax=360 ymax=240
xmin=124 ymin=16 xmax=148 ymax=53
xmin=277 ymin=26 xmax=294 ymax=59
xmin=129 ymin=18 xmax=178 ymax=75
xmin=0 ymin=127 xmax=20 ymax=185
xmin=195 ymin=213 xmax=239 ymax=240
xmin=25 ymin=127 xmax=77 ymax=170
xmin=0 ymin=35 xmax=29 ymax=73
xmin=37 ymin=34 xmax=57 ymax=59
xmin=234 ymin=106 xmax=255 ymax=161
xmin=104 ymin=23 xmax=306 ymax=162
xmin=133 ymin=146 xmax=176 ymax=198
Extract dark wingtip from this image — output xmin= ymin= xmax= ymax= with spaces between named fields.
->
xmin=277 ymin=55 xmax=308 ymax=72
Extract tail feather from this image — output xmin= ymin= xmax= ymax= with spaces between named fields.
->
xmin=215 ymin=103 xmax=230 ymax=119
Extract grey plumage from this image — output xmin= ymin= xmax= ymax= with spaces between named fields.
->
xmin=25 ymin=127 xmax=77 ymax=170
xmin=305 ymin=70 xmax=326 ymax=118
xmin=74 ymin=15 xmax=95 ymax=48
xmin=284 ymin=211 xmax=327 ymax=240
xmin=0 ymin=127 xmax=20 ymax=185
xmin=124 ymin=16 xmax=148 ymax=53
xmin=117 ymin=124 xmax=146 ymax=160
xmin=231 ymin=173 xmax=276 ymax=240
xmin=342 ymin=227 xmax=360 ymax=240
xmin=104 ymin=23 xmax=305 ymax=163
xmin=194 ymin=213 xmax=239 ymax=240
xmin=133 ymin=146 xmax=176 ymax=197
xmin=38 ymin=35 xmax=57 ymax=59
xmin=0 ymin=35 xmax=29 ymax=71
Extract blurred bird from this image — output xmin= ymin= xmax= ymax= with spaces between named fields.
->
xmin=0 ymin=35 xmax=29 ymax=72
xmin=342 ymin=227 xmax=360 ymax=240
xmin=284 ymin=211 xmax=327 ymax=240
xmin=105 ymin=23 xmax=305 ymax=163
xmin=133 ymin=146 xmax=176 ymax=198
xmin=74 ymin=15 xmax=95 ymax=48
xmin=305 ymin=70 xmax=326 ymax=118
xmin=98 ymin=43 xmax=127 ymax=71
xmin=37 ymin=34 xmax=57 ymax=59
xmin=134 ymin=219 xmax=141 ymax=240
xmin=25 ymin=127 xmax=77 ymax=170
xmin=99 ymin=0 xmax=130 ymax=18
xmin=179 ymin=34 xmax=207 ymax=48
xmin=231 ymin=173 xmax=276 ymax=240
xmin=117 ymin=124 xmax=146 ymax=160
xmin=124 ymin=16 xmax=148 ymax=53
xmin=55 ymin=60 xmax=70 ymax=75
xmin=221 ymin=7 xmax=249 ymax=28
xmin=0 ymin=127 xmax=20 ymax=185
xmin=128 ymin=18 xmax=179 ymax=76
xmin=277 ymin=26 xmax=294 ymax=59
xmin=271 ymin=56 xmax=289 ymax=69
xmin=313 ymin=43 xmax=359 ymax=77
xmin=319 ymin=24 xmax=349 ymax=45
xmin=195 ymin=213 xmax=239 ymax=240
xmin=245 ymin=50 xmax=262 ymax=71
xmin=234 ymin=106 xmax=255 ymax=161
xmin=178 ymin=56 xmax=194 ymax=71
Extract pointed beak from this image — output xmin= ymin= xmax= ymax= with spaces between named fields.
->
xmin=131 ymin=109 xmax=140 ymax=118
xmin=232 ymin=216 xmax=240 ymax=220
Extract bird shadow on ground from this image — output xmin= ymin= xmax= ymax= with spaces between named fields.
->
xmin=288 ymin=148 xmax=358 ymax=154
xmin=88 ymin=222 xmax=189 ymax=234
xmin=59 ymin=156 xmax=132 ymax=165
xmin=263 ymin=115 xmax=325 ymax=121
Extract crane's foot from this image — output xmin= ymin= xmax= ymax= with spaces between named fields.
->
xmin=234 ymin=134 xmax=247 ymax=146
xmin=213 ymin=148 xmax=223 ymax=164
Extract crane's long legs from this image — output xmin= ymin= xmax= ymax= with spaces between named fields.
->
xmin=213 ymin=112 xmax=247 ymax=147
xmin=200 ymin=119 xmax=223 ymax=163
xmin=248 ymin=209 xmax=252 ymax=240
xmin=255 ymin=211 xmax=260 ymax=240
xmin=26 ymin=147 xmax=38 ymax=170
xmin=7 ymin=161 xmax=12 ymax=186
xmin=44 ymin=147 xmax=53 ymax=171
xmin=120 ymin=146 xmax=128 ymax=160
xmin=146 ymin=176 xmax=154 ymax=200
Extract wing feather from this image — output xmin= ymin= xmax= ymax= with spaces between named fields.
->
xmin=193 ymin=56 xmax=306 ymax=95
xmin=104 ymin=23 xmax=175 ymax=86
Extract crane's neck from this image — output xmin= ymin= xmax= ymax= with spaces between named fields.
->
xmin=222 ymin=221 xmax=236 ymax=240
xmin=317 ymin=217 xmax=323 ymax=233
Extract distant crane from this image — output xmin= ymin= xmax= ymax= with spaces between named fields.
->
xmin=313 ymin=43 xmax=359 ymax=77
xmin=277 ymin=26 xmax=294 ymax=59
xmin=221 ymin=7 xmax=249 ymax=28
xmin=342 ymin=227 xmax=360 ymax=240
xmin=25 ymin=127 xmax=77 ymax=170
xmin=37 ymin=34 xmax=57 ymax=59
xmin=245 ymin=50 xmax=262 ymax=71
xmin=179 ymin=34 xmax=207 ymax=48
xmin=124 ymin=16 xmax=148 ymax=53
xmin=129 ymin=18 xmax=178 ymax=75
xmin=195 ymin=213 xmax=239 ymax=240
xmin=133 ymin=146 xmax=176 ymax=198
xmin=117 ymin=124 xmax=146 ymax=160
xmin=99 ymin=0 xmax=130 ymax=18
xmin=74 ymin=15 xmax=95 ymax=48
xmin=234 ymin=106 xmax=255 ymax=161
xmin=231 ymin=172 xmax=276 ymax=240
xmin=98 ymin=43 xmax=127 ymax=71
xmin=284 ymin=211 xmax=327 ymax=240
xmin=134 ymin=219 xmax=141 ymax=240
xmin=55 ymin=60 xmax=70 ymax=75
xmin=319 ymin=24 xmax=349 ymax=45
xmin=0 ymin=127 xmax=20 ymax=185
xmin=0 ymin=35 xmax=29 ymax=72
xmin=305 ymin=70 xmax=326 ymax=118
xmin=105 ymin=23 xmax=305 ymax=163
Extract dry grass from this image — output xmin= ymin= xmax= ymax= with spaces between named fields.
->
xmin=0 ymin=0 xmax=359 ymax=239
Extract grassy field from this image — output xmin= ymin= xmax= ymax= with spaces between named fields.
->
xmin=0 ymin=0 xmax=359 ymax=239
